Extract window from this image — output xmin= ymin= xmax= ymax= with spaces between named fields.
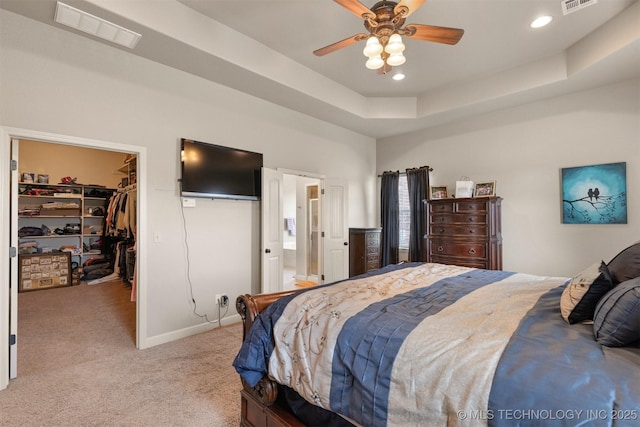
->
xmin=398 ymin=174 xmax=410 ymax=249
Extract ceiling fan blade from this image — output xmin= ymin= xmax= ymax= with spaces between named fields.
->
xmin=334 ymin=0 xmax=375 ymax=20
xmin=404 ymin=24 xmax=464 ymax=45
xmin=313 ymin=33 xmax=369 ymax=56
xmin=394 ymin=0 xmax=426 ymax=18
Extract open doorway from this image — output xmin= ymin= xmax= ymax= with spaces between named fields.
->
xmin=12 ymin=139 xmax=136 ymax=377
xmin=2 ymin=128 xmax=146 ymax=387
xmin=282 ymin=173 xmax=320 ymax=290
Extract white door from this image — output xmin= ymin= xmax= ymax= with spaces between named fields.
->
xmin=261 ymin=168 xmax=284 ymax=293
xmin=9 ymin=139 xmax=19 ymax=379
xmin=321 ymin=178 xmax=349 ymax=284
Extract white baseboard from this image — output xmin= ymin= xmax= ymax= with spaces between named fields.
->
xmin=144 ymin=313 xmax=241 ymax=348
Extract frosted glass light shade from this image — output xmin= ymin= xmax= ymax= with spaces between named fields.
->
xmin=366 ymin=55 xmax=384 ymax=69
xmin=386 ymin=52 xmax=406 ymax=66
xmin=385 ymin=34 xmax=405 ymax=54
xmin=363 ymin=36 xmax=383 ymax=57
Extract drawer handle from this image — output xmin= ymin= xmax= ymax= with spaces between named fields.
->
xmin=468 ymin=248 xmax=476 ymax=255
xmin=468 ymin=217 xmax=474 ymax=222
xmin=437 ymin=246 xmax=444 ymax=252
xmin=468 ymin=229 xmax=474 ymax=234
xmin=439 ymin=228 xmax=445 ymax=233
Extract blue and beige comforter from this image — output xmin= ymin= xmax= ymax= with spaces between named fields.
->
xmin=233 ymin=263 xmax=640 ymax=426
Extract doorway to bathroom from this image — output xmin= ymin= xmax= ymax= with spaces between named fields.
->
xmin=282 ymin=173 xmax=320 ymax=290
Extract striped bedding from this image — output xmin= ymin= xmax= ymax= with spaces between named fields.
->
xmin=233 ymin=263 xmax=640 ymax=426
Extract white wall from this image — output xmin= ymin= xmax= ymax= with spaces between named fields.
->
xmin=378 ymin=78 xmax=640 ymax=277
xmin=0 ymin=10 xmax=377 ymax=344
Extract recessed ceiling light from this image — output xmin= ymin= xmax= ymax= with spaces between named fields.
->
xmin=392 ymin=73 xmax=405 ymax=81
xmin=530 ymin=15 xmax=553 ymax=29
xmin=54 ymin=1 xmax=141 ymax=49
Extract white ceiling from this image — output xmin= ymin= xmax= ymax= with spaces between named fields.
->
xmin=2 ymin=0 xmax=639 ymax=138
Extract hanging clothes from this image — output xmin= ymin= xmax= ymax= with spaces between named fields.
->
xmin=104 ymin=183 xmax=137 ymax=300
xmin=105 ymin=184 xmax=136 ymax=239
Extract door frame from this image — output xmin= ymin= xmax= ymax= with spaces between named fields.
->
xmin=0 ymin=126 xmax=148 ymax=390
xmin=262 ymin=168 xmax=326 ymax=293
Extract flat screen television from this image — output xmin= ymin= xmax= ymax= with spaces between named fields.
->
xmin=180 ymin=138 xmax=263 ymax=200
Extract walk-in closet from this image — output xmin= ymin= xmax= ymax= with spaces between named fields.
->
xmin=14 ymin=139 xmax=137 ymax=376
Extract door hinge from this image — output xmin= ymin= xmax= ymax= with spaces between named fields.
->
xmin=9 ymin=247 xmax=17 ymax=257
xmin=9 ymin=334 xmax=16 ymax=346
xmin=321 ymin=231 xmax=325 ymax=238
xmin=321 ymin=188 xmax=325 ymax=195
xmin=321 ymin=275 xmax=325 ymax=281
xmin=10 ymin=159 xmax=18 ymax=171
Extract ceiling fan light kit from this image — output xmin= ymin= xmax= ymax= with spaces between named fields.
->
xmin=315 ymin=0 xmax=464 ymax=74
xmin=366 ymin=54 xmax=385 ymax=70
xmin=363 ymin=36 xmax=383 ymax=57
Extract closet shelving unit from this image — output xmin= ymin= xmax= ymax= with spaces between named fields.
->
xmin=118 ymin=155 xmax=137 ymax=186
xmin=18 ymin=182 xmax=115 ymax=265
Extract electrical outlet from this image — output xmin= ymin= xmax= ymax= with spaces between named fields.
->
xmin=216 ymin=294 xmax=229 ymax=308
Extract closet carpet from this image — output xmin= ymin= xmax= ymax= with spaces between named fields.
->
xmin=1 ymin=281 xmax=243 ymax=426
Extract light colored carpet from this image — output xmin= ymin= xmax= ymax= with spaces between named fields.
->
xmin=1 ymin=280 xmax=243 ymax=426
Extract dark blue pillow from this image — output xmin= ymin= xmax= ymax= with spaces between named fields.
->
xmin=593 ymin=277 xmax=640 ymax=347
xmin=561 ymin=261 xmax=614 ymax=324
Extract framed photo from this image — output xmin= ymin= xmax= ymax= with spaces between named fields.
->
xmin=474 ymin=181 xmax=496 ymax=197
xmin=429 ymin=186 xmax=448 ymax=200
xmin=561 ymin=162 xmax=627 ymax=224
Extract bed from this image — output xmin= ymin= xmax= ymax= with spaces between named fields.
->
xmin=234 ymin=246 xmax=640 ymax=427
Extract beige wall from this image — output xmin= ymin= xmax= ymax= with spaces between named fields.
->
xmin=18 ymin=139 xmax=127 ymax=188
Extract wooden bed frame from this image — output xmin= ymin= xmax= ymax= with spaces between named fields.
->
xmin=236 ymin=291 xmax=306 ymax=427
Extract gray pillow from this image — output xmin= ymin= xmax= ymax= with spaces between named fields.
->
xmin=593 ymin=277 xmax=640 ymax=347
xmin=607 ymin=242 xmax=640 ymax=284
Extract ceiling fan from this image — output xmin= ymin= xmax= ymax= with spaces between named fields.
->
xmin=313 ymin=0 xmax=464 ymax=73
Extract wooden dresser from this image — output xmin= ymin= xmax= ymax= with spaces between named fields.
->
xmin=425 ymin=197 xmax=502 ymax=270
xmin=349 ymin=228 xmax=381 ymax=277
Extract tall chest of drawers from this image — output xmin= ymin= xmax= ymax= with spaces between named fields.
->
xmin=425 ymin=197 xmax=502 ymax=270
xmin=349 ymin=228 xmax=381 ymax=277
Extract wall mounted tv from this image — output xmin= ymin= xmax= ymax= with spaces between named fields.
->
xmin=180 ymin=138 xmax=263 ymax=201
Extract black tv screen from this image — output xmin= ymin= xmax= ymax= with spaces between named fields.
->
xmin=180 ymin=138 xmax=263 ymax=200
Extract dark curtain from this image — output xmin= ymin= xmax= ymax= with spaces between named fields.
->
xmin=380 ymin=171 xmax=399 ymax=266
xmin=406 ymin=166 xmax=430 ymax=262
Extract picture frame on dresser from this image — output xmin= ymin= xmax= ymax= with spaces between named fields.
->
xmin=429 ymin=186 xmax=448 ymax=200
xmin=474 ymin=181 xmax=496 ymax=197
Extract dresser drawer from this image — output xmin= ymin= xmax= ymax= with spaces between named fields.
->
xmin=366 ymin=233 xmax=380 ymax=247
xmin=430 ymin=241 xmax=487 ymax=259
xmin=455 ymin=200 xmax=488 ymax=212
xmin=429 ymin=202 xmax=455 ymax=213
xmin=429 ymin=224 xmax=487 ymax=237
xmin=430 ymin=213 xmax=487 ymax=224
xmin=429 ymin=255 xmax=488 ymax=269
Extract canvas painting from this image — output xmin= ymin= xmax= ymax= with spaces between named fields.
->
xmin=561 ymin=162 xmax=627 ymax=224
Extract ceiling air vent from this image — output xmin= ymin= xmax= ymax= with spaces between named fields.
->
xmin=561 ymin=0 xmax=598 ymax=16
